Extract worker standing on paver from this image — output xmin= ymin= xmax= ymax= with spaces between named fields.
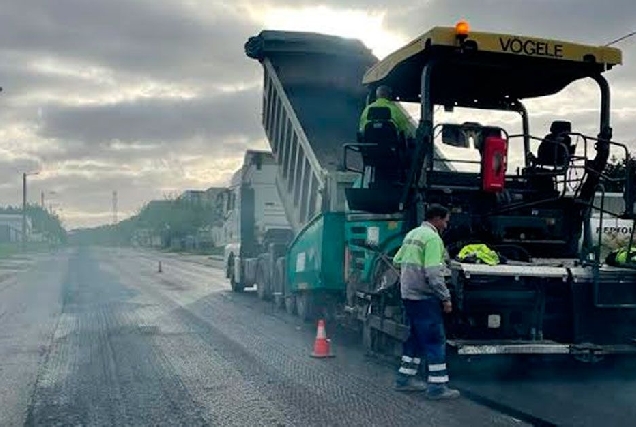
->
xmin=392 ymin=204 xmax=460 ymax=400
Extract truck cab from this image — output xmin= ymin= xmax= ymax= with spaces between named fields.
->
xmin=222 ymin=150 xmax=293 ymax=293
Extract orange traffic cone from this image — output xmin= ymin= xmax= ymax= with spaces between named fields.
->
xmin=311 ymin=319 xmax=335 ymax=358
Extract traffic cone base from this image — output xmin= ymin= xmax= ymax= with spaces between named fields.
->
xmin=311 ymin=319 xmax=335 ymax=358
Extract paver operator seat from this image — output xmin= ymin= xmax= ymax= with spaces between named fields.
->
xmin=358 ymin=105 xmax=408 ymax=186
xmin=524 ymin=120 xmax=576 ymax=195
xmin=535 ymin=120 xmax=575 ymax=171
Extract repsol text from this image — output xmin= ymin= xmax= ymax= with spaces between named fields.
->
xmin=596 ymin=226 xmax=633 ymax=234
xmin=499 ymin=37 xmax=564 ymax=58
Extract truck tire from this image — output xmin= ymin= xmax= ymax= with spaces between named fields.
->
xmin=255 ymin=259 xmax=270 ymax=300
xmin=273 ymin=258 xmax=285 ymax=310
xmin=228 ymin=257 xmax=244 ymax=292
xmin=296 ymin=292 xmax=315 ymax=322
xmin=285 ymin=294 xmax=296 ymax=315
xmin=230 ymin=270 xmax=244 ymax=292
xmin=362 ymin=319 xmax=379 ymax=355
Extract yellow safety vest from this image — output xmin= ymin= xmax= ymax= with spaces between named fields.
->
xmin=457 ymin=244 xmax=500 ymax=265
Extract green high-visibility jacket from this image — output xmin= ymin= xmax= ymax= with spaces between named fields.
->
xmin=609 ymin=246 xmax=636 ymax=266
xmin=393 ymin=222 xmax=450 ymax=301
xmin=359 ymin=98 xmax=414 ymax=138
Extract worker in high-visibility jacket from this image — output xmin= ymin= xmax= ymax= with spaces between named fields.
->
xmin=358 ymin=85 xmax=414 ymax=140
xmin=606 ymin=246 xmax=636 ymax=267
xmin=392 ymin=203 xmax=460 ymax=400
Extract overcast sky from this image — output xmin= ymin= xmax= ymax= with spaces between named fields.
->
xmin=1 ymin=0 xmax=635 ymax=229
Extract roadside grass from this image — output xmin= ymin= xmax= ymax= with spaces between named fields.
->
xmin=0 ymin=242 xmax=62 ymax=259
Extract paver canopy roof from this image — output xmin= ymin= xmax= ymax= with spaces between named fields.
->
xmin=363 ymin=25 xmax=622 ymax=104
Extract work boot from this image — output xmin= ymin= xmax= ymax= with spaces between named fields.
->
xmin=394 ymin=377 xmax=427 ymax=392
xmin=425 ymin=385 xmax=461 ymax=400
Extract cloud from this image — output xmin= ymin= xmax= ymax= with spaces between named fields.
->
xmin=2 ymin=143 xmax=266 ymax=229
xmin=0 ymin=0 xmax=271 ymax=227
xmin=37 ymin=87 xmax=263 ymax=145
xmin=1 ymin=0 xmax=636 ymax=228
xmin=0 ymin=0 xmax=262 ymax=87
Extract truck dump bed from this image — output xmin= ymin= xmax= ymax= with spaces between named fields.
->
xmin=245 ymin=30 xmax=451 ymax=233
xmin=246 ymin=31 xmax=373 ymax=172
xmin=284 ymin=85 xmax=364 ymax=171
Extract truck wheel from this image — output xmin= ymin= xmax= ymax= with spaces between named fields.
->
xmin=285 ymin=294 xmax=296 ymax=315
xmin=296 ymin=292 xmax=314 ymax=322
xmin=362 ymin=320 xmax=378 ymax=355
xmin=255 ymin=261 xmax=269 ymax=300
xmin=274 ymin=294 xmax=285 ymax=310
xmin=273 ymin=261 xmax=285 ymax=310
xmin=230 ymin=269 xmax=244 ymax=293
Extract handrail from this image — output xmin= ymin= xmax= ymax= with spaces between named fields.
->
xmin=342 ymin=144 xmax=364 ymax=174
xmin=591 ymin=182 xmax=602 ymax=306
xmin=508 ymin=132 xmax=630 ymax=200
xmin=591 ymin=183 xmax=636 ymax=308
xmin=626 ymin=219 xmax=636 ymax=269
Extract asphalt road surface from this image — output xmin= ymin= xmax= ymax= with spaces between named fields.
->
xmin=1 ymin=247 xmax=635 ymax=426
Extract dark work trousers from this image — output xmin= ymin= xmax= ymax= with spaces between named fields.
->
xmin=397 ymin=298 xmax=449 ymax=387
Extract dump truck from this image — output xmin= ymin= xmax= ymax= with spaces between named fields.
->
xmin=240 ymin=23 xmax=636 ymax=361
xmin=221 ymin=150 xmax=293 ymax=297
xmin=239 ymin=30 xmax=454 ymax=318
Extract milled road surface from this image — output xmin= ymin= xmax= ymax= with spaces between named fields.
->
xmin=1 ymin=247 xmax=522 ymax=426
xmin=160 ymin=249 xmax=636 ymax=427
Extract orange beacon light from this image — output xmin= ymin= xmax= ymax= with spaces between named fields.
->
xmin=455 ymin=20 xmax=470 ymax=37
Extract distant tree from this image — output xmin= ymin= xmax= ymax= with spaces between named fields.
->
xmin=70 ymin=195 xmax=223 ymax=248
xmin=26 ymin=205 xmax=67 ymax=244
xmin=603 ymin=155 xmax=627 ymax=193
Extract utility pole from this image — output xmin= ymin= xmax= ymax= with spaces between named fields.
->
xmin=22 ymin=173 xmax=26 ymax=250
xmin=41 ymin=191 xmax=45 ymax=208
xmin=21 ymin=171 xmax=39 ymax=250
xmin=113 ymin=190 xmax=118 ymax=224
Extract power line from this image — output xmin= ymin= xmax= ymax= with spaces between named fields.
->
xmin=604 ymin=30 xmax=636 ymax=46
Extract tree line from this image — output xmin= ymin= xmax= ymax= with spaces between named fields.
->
xmin=70 ymin=195 xmax=223 ymax=247
xmin=603 ymin=155 xmax=630 ymax=193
